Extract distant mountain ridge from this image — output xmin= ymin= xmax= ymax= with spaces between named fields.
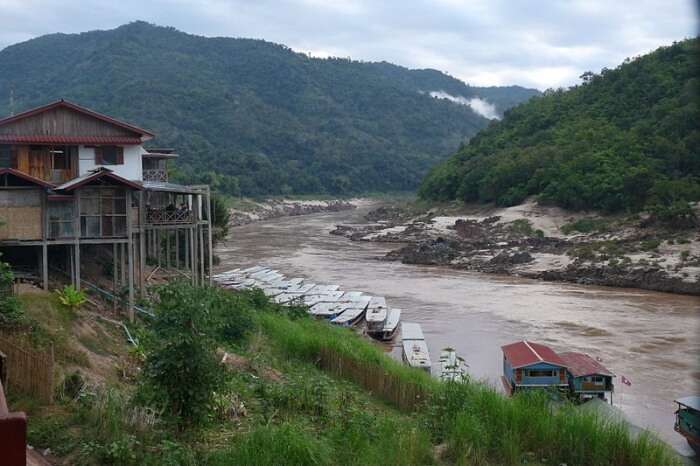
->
xmin=0 ymin=22 xmax=538 ymax=195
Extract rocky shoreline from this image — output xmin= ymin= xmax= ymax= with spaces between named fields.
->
xmin=230 ymin=199 xmax=356 ymax=227
xmin=331 ymin=201 xmax=700 ymax=296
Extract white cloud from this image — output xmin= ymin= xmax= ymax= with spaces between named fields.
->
xmin=0 ymin=0 xmax=696 ymax=90
xmin=429 ymin=91 xmax=500 ymax=120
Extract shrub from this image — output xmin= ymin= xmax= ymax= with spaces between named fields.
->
xmin=508 ymin=219 xmax=535 ymax=236
xmin=137 ymin=282 xmax=223 ymax=427
xmin=0 ymin=258 xmax=24 ymax=326
xmin=55 ymin=285 xmax=87 ymax=311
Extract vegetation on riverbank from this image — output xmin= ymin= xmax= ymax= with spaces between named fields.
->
xmin=3 ymin=280 xmax=681 ymax=465
xmin=419 ymin=39 xmax=699 ymax=223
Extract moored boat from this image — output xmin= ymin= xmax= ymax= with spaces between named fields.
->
xmin=401 ymin=322 xmax=431 ymax=373
xmin=330 ymin=306 xmax=366 ymax=326
xmin=379 ymin=308 xmax=401 ymax=341
xmin=366 ymin=296 xmax=388 ymax=335
xmin=439 ymin=348 xmax=467 ymax=382
xmin=675 ymin=396 xmax=700 ymax=454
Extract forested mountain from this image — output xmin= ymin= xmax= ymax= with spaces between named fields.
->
xmin=0 ymin=22 xmax=537 ymax=196
xmin=419 ymin=39 xmax=700 ymax=215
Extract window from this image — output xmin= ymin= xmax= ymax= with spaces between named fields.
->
xmin=50 ymin=146 xmax=70 ymax=170
xmin=0 ymin=145 xmax=11 ymax=168
xmin=80 ymin=188 xmax=127 ymax=237
xmin=96 ymin=146 xmax=124 ymax=165
xmin=528 ymin=369 xmax=554 ymax=378
xmin=48 ymin=200 xmax=75 ymax=238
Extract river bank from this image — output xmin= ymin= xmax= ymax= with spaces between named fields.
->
xmin=228 ymin=198 xmax=356 ymax=226
xmin=330 ymin=199 xmax=700 ymax=296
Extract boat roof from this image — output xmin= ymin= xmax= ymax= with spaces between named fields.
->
xmin=559 ymin=351 xmax=614 ymax=377
xmin=501 ymin=340 xmax=566 ymax=368
xmin=402 ymin=322 xmax=424 ymax=341
xmin=676 ymin=396 xmax=700 ymax=411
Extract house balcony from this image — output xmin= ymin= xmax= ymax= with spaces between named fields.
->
xmin=146 ymin=207 xmax=193 ymax=225
xmin=142 ymin=169 xmax=168 ymax=183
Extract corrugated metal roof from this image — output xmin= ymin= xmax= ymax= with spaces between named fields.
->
xmin=0 ymin=135 xmax=143 ymax=145
xmin=676 ymin=396 xmax=700 ymax=411
xmin=0 ymin=168 xmax=55 ymax=188
xmin=54 ymin=167 xmax=142 ymax=191
xmin=142 ymin=181 xmax=203 ymax=194
xmin=559 ymin=352 xmax=614 ymax=377
xmin=501 ymin=340 xmax=566 ymax=368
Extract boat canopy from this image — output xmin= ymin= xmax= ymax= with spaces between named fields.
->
xmin=676 ymin=396 xmax=700 ymax=411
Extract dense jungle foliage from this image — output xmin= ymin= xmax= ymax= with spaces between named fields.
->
xmin=0 ymin=21 xmax=537 ymax=196
xmin=419 ymin=39 xmax=700 ymax=216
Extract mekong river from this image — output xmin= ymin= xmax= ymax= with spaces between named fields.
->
xmin=215 ymin=204 xmax=700 ymax=457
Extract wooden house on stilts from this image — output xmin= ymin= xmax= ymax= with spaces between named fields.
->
xmin=0 ymin=100 xmax=213 ymax=319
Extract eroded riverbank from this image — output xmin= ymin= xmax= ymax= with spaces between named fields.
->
xmin=331 ymin=200 xmax=700 ymax=296
xmin=215 ymin=203 xmax=700 ymax=457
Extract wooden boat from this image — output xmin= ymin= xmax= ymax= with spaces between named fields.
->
xmin=675 ymin=396 xmax=700 ymax=454
xmin=401 ymin=322 xmax=431 ymax=373
xmin=439 ymin=348 xmax=467 ymax=382
xmin=378 ymin=308 xmax=401 ymax=341
xmin=365 ymin=296 xmax=388 ymax=334
xmin=330 ymin=306 xmax=366 ymax=326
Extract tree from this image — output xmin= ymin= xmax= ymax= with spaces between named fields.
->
xmin=138 ymin=282 xmax=222 ymax=427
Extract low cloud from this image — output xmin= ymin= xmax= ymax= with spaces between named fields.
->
xmin=429 ymin=91 xmax=500 ymax=120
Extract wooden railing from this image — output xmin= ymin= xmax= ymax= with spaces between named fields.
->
xmin=146 ymin=208 xmax=193 ymax=225
xmin=143 ymin=169 xmax=168 ymax=182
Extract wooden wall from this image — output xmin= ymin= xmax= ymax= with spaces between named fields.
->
xmin=0 ymin=189 xmax=42 ymax=240
xmin=11 ymin=145 xmax=77 ymax=183
xmin=0 ymin=106 xmax=137 ymax=138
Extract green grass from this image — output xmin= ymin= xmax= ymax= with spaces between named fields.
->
xmin=12 ymin=287 xmax=681 ymax=466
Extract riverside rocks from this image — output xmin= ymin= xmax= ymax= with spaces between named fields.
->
xmin=332 ymin=203 xmax=700 ymax=296
xmin=230 ymin=199 xmax=356 ymax=227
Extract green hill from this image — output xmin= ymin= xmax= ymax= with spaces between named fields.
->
xmin=419 ymin=39 xmax=700 ymax=214
xmin=0 ymin=21 xmax=538 ymax=196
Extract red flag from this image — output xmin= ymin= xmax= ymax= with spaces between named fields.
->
xmin=621 ymin=376 xmax=631 ymax=386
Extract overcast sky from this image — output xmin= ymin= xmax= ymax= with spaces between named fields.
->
xmin=0 ymin=0 xmax=697 ymax=90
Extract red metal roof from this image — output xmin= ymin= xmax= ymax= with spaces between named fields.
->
xmin=559 ymin=352 xmax=614 ymax=377
xmin=54 ymin=167 xmax=143 ymax=191
xmin=0 ymin=99 xmax=154 ymax=139
xmin=0 ymin=135 xmax=143 ymax=145
xmin=0 ymin=168 xmax=55 ymax=188
xmin=501 ymin=340 xmax=566 ymax=368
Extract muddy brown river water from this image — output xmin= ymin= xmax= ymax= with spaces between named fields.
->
xmin=215 ymin=204 xmax=700 ymax=457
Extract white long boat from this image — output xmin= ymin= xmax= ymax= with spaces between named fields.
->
xmin=330 ymin=306 xmax=366 ymax=326
xmin=366 ymin=296 xmax=388 ymax=335
xmin=379 ymin=308 xmax=401 ymax=341
xmin=302 ymin=291 xmax=344 ymax=306
xmin=401 ymin=322 xmax=431 ymax=373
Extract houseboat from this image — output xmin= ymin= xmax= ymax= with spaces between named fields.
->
xmin=401 ymin=322 xmax=431 ymax=373
xmin=675 ymin=396 xmax=700 ymax=454
xmin=501 ymin=341 xmax=568 ymax=395
xmin=0 ymin=99 xmax=212 ymax=319
xmin=559 ymin=351 xmax=614 ymax=403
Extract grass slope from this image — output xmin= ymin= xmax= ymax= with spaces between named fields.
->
xmin=5 ymin=287 xmax=681 ymax=466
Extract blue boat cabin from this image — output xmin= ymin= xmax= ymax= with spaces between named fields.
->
xmin=501 ymin=341 xmax=568 ymax=395
xmin=559 ymin=351 xmax=614 ymax=402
